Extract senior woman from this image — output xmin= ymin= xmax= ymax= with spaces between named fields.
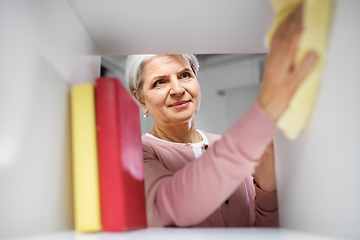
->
xmin=125 ymin=6 xmax=317 ymax=227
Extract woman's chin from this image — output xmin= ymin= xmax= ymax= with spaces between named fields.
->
xmin=167 ymin=113 xmax=195 ymax=125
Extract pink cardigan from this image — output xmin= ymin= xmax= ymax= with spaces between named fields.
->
xmin=141 ymin=101 xmax=279 ymax=227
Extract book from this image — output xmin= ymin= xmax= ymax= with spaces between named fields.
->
xmin=95 ymin=77 xmax=147 ymax=231
xmin=70 ymin=84 xmax=102 ymax=232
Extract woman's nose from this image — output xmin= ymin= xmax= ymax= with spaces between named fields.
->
xmin=169 ymin=80 xmax=185 ymax=96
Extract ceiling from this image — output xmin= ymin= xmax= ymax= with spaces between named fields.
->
xmin=69 ymin=0 xmax=274 ymax=55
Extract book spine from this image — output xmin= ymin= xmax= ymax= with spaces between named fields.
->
xmin=116 ymin=79 xmax=147 ymax=230
xmin=96 ymin=78 xmax=126 ymax=231
xmin=70 ymin=84 xmax=102 ymax=233
xmin=96 ymin=77 xmax=147 ymax=231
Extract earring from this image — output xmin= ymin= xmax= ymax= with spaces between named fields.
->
xmin=143 ymin=112 xmax=149 ymax=118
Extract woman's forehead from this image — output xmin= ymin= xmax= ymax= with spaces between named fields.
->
xmin=143 ymin=55 xmax=188 ymax=77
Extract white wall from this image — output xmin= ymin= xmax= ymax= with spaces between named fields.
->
xmin=274 ymin=1 xmax=360 ymax=239
xmin=0 ymin=1 xmax=100 ymax=237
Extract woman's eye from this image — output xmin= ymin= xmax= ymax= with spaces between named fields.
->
xmin=153 ymin=79 xmax=165 ymax=87
xmin=181 ymin=72 xmax=191 ymax=79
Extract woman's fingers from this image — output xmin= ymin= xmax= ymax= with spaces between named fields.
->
xmin=286 ymin=5 xmax=303 ymax=39
xmin=270 ymin=4 xmax=304 ymax=69
xmin=272 ymin=5 xmax=303 ymax=45
xmin=293 ymin=51 xmax=319 ymax=85
xmin=286 ymin=6 xmax=304 ymax=68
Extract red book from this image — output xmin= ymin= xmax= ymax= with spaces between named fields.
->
xmin=95 ymin=77 xmax=147 ymax=231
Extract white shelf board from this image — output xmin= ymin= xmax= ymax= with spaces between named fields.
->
xmin=69 ymin=0 xmax=274 ymax=55
xmin=7 ymin=228 xmax=342 ymax=240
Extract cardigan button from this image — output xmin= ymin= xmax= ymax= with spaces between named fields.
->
xmin=225 ymin=200 xmax=229 ymax=204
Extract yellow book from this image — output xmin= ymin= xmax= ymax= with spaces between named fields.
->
xmin=266 ymin=0 xmax=334 ymax=139
xmin=70 ymin=84 xmax=101 ymax=232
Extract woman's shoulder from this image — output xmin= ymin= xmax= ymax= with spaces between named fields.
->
xmin=140 ymin=133 xmax=198 ymax=169
xmin=141 ymin=133 xmax=154 ymax=146
xmin=199 ymin=130 xmax=222 ymax=145
xmin=141 ymin=134 xmax=160 ymax=151
xmin=141 ymin=131 xmax=222 ymax=150
xmin=141 ymin=133 xmax=191 ymax=150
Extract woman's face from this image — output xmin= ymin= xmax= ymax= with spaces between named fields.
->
xmin=137 ymin=55 xmax=201 ymax=127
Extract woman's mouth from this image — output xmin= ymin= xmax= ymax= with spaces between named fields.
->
xmin=169 ymin=100 xmax=190 ymax=109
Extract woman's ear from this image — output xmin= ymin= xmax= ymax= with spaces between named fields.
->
xmin=133 ymin=91 xmax=148 ymax=114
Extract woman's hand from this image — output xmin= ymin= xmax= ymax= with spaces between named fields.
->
xmin=258 ymin=4 xmax=318 ymax=121
xmin=252 ymin=141 xmax=276 ymax=192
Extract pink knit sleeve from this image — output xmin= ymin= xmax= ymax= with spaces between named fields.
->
xmin=254 ymin=185 xmax=279 ymax=227
xmin=143 ymin=101 xmax=279 ymax=227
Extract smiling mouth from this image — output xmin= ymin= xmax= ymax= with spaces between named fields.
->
xmin=169 ymin=100 xmax=191 ymax=108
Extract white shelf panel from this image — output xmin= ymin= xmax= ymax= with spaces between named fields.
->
xmin=69 ymin=0 xmax=274 ymax=55
xmin=8 ymin=228 xmax=341 ymax=240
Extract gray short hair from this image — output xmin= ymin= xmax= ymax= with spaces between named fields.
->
xmin=125 ymin=54 xmax=199 ymax=99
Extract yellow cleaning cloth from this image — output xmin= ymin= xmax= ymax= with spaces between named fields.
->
xmin=266 ymin=0 xmax=334 ymax=139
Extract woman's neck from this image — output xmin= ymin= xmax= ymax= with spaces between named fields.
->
xmin=149 ymin=122 xmax=202 ymax=144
